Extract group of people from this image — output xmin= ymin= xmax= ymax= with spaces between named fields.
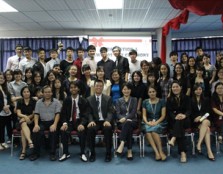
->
xmin=0 ymin=43 xmax=223 ymax=164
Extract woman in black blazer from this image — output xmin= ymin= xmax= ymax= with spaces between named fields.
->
xmin=115 ymin=83 xmax=138 ymax=160
xmin=191 ymin=83 xmax=215 ymax=161
xmin=166 ymin=80 xmax=191 ymax=163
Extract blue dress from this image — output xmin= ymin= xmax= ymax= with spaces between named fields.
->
xmin=142 ymin=99 xmax=167 ymax=134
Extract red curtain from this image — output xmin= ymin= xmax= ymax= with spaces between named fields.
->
xmin=161 ymin=0 xmax=223 ymax=63
xmin=161 ymin=10 xmax=189 ymax=63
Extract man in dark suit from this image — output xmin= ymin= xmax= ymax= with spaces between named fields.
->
xmin=59 ymin=81 xmax=89 ymax=162
xmin=87 ymin=79 xmax=114 ymax=162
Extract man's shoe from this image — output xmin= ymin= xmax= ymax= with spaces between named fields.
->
xmin=59 ymin=154 xmax=70 ymax=162
xmin=105 ymin=153 xmax=112 ymax=162
xmin=50 ymin=154 xmax=57 ymax=161
xmin=29 ymin=154 xmax=39 ymax=161
xmin=80 ymin=154 xmax=88 ymax=162
xmin=89 ymin=154 xmax=96 ymax=162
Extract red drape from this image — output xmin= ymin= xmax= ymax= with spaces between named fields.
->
xmin=161 ymin=9 xmax=189 ymax=63
xmin=161 ymin=0 xmax=223 ymax=63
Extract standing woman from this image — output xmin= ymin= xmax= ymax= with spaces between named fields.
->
xmin=140 ymin=60 xmax=151 ymax=85
xmin=191 ymin=83 xmax=215 ymax=161
xmin=24 ymin=68 xmax=33 ymax=85
xmin=8 ymin=69 xmax=27 ymax=128
xmin=90 ymin=66 xmax=111 ymax=96
xmin=115 ymin=83 xmax=138 ymax=160
xmin=131 ymin=71 xmax=146 ymax=117
xmin=173 ymin=63 xmax=191 ymax=96
xmin=4 ymin=69 xmax=14 ymax=85
xmin=142 ymin=86 xmax=167 ymax=161
xmin=52 ymin=78 xmax=67 ymax=104
xmin=186 ymin=56 xmax=196 ymax=91
xmin=43 ymin=70 xmax=56 ymax=88
xmin=17 ymin=86 xmax=36 ymax=160
xmin=211 ymin=82 xmax=223 ymax=144
xmin=0 ymin=72 xmax=12 ymax=150
xmin=63 ymin=65 xmax=79 ymax=96
xmin=110 ymin=69 xmax=124 ymax=106
xmin=158 ymin=64 xmax=173 ymax=101
xmin=81 ymin=64 xmax=94 ymax=98
xmin=166 ymin=81 xmax=191 ymax=163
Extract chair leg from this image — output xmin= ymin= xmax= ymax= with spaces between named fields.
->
xmin=139 ymin=136 xmax=142 ymax=157
xmin=191 ymin=133 xmax=195 ymax=155
xmin=142 ymin=135 xmax=145 ymax=157
xmin=215 ymin=132 xmax=220 ymax=154
xmin=11 ymin=135 xmax=14 ymax=156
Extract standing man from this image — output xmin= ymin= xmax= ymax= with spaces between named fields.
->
xmin=5 ymin=44 xmax=25 ymax=71
xmin=60 ymin=47 xmax=74 ymax=76
xmin=29 ymin=86 xmax=62 ymax=161
xmin=19 ymin=47 xmax=37 ymax=75
xmin=128 ymin=49 xmax=141 ymax=82
xmin=74 ymin=47 xmax=85 ymax=79
xmin=46 ymin=48 xmax=61 ymax=73
xmin=112 ymin=46 xmax=129 ymax=82
xmin=59 ymin=81 xmax=89 ymax=162
xmin=82 ymin=45 xmax=97 ymax=77
xmin=169 ymin=51 xmax=178 ymax=78
xmin=33 ymin=48 xmax=47 ymax=79
xmin=97 ymin=47 xmax=115 ymax=80
xmin=87 ymin=80 xmax=114 ymax=162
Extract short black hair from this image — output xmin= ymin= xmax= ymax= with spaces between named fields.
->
xmin=15 ymin=44 xmax=23 ymax=49
xmin=112 ymin=46 xmax=121 ymax=52
xmin=13 ymin=69 xmax=23 ymax=75
xmin=169 ymin=51 xmax=178 ymax=57
xmin=66 ymin=47 xmax=74 ymax=52
xmin=87 ymin=45 xmax=96 ymax=52
xmin=76 ymin=47 xmax=84 ymax=53
xmin=100 ymin=47 xmax=107 ymax=53
xmin=94 ymin=79 xmax=104 ymax=86
xmin=20 ymin=86 xmax=31 ymax=98
xmin=49 ymin=48 xmax=58 ymax=54
xmin=23 ymin=47 xmax=32 ymax=51
xmin=42 ymin=85 xmax=51 ymax=93
xmin=37 ymin=48 xmax=46 ymax=54
xmin=121 ymin=82 xmax=132 ymax=90
xmin=195 ymin=46 xmax=203 ymax=52
xmin=129 ymin=49 xmax=137 ymax=56
xmin=82 ymin=64 xmax=91 ymax=72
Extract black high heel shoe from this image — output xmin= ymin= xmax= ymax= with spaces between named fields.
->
xmin=196 ymin=148 xmax=202 ymax=155
xmin=207 ymin=155 xmax=215 ymax=161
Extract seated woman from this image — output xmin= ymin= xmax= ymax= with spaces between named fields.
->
xmin=191 ymin=83 xmax=215 ymax=161
xmin=166 ymin=81 xmax=191 ymax=163
xmin=142 ymin=86 xmax=167 ymax=161
xmin=211 ymin=82 xmax=223 ymax=144
xmin=17 ymin=86 xmax=36 ymax=160
xmin=115 ymin=83 xmax=138 ymax=160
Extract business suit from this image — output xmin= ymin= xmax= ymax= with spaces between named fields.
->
xmin=116 ymin=97 xmax=138 ymax=150
xmin=60 ymin=96 xmax=89 ymax=156
xmin=87 ymin=94 xmax=114 ymax=159
xmin=166 ymin=95 xmax=191 ymax=153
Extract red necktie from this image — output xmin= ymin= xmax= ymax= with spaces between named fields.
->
xmin=72 ymin=100 xmax=76 ymax=125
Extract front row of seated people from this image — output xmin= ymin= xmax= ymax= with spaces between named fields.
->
xmin=1 ymin=73 xmax=219 ymax=163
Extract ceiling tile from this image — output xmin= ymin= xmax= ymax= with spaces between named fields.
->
xmin=48 ymin=11 xmax=78 ymax=22
xmin=39 ymin=21 xmax=63 ymax=29
xmin=35 ymin=0 xmax=69 ymax=10
xmin=0 ymin=15 xmax=13 ymax=23
xmin=0 ymin=12 xmax=33 ymax=22
xmin=98 ymin=9 xmax=122 ymax=22
xmin=124 ymin=0 xmax=153 ymax=9
xmin=19 ymin=22 xmax=43 ymax=30
xmin=65 ymin=0 xmax=96 ymax=9
xmin=4 ymin=0 xmax=43 ymax=11
xmin=72 ymin=9 xmax=98 ymax=21
xmin=23 ymin=11 xmax=55 ymax=22
xmin=0 ymin=23 xmax=25 ymax=30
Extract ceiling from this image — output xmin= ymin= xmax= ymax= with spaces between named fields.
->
xmin=0 ymin=0 xmax=222 ymax=34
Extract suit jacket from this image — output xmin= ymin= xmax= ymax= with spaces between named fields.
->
xmin=87 ymin=94 xmax=113 ymax=123
xmin=191 ymin=97 xmax=211 ymax=122
xmin=60 ymin=96 xmax=89 ymax=126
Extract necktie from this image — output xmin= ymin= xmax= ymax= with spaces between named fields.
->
xmin=96 ymin=97 xmax=100 ymax=113
xmin=18 ymin=57 xmax=21 ymax=62
xmin=72 ymin=100 xmax=77 ymax=125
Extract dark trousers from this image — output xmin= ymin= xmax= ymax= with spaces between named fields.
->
xmin=32 ymin=121 xmax=58 ymax=155
xmin=87 ymin=121 xmax=113 ymax=155
xmin=118 ymin=121 xmax=138 ymax=149
xmin=0 ymin=116 xmax=11 ymax=143
xmin=170 ymin=117 xmax=190 ymax=153
xmin=60 ymin=120 xmax=86 ymax=155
